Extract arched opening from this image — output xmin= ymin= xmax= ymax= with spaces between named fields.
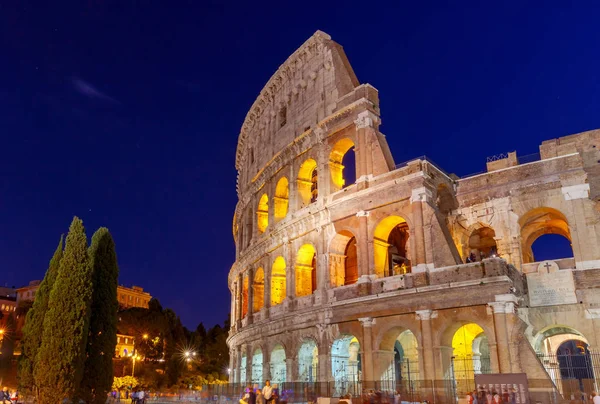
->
xmin=534 ymin=325 xmax=594 ymax=397
xmin=331 ymin=335 xmax=361 ymax=397
xmin=298 ymin=340 xmax=319 ymax=382
xmin=252 ymin=348 xmax=263 ymax=385
xmin=520 ymin=207 xmax=572 ymax=264
xmin=296 ymin=244 xmax=317 ymax=297
xmin=242 ymin=275 xmax=249 ymax=318
xmin=298 ymin=159 xmax=318 ymax=207
xmin=274 ymin=177 xmax=289 ymax=220
xmin=270 ymin=344 xmax=287 ymax=386
xmin=466 ymin=226 xmax=497 ymax=262
xmin=253 ymin=268 xmax=264 ymax=313
xmin=531 ymin=234 xmax=573 ymax=262
xmin=329 ymin=230 xmax=359 ymax=287
xmin=244 ymin=206 xmax=253 ymax=249
xmin=329 ymin=138 xmax=356 ymax=191
xmin=240 ymin=353 xmax=247 ymax=386
xmin=373 ymin=216 xmax=411 ymax=277
xmin=257 ymin=194 xmax=269 ymax=233
xmin=380 ymin=329 xmax=420 ymax=393
xmin=270 ymin=256 xmax=286 ymax=306
xmin=451 ymin=323 xmax=491 ymax=395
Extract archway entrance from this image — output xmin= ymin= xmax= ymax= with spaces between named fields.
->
xmin=331 ymin=335 xmax=361 ymax=397
xmin=329 ymin=231 xmax=359 ymax=287
xmin=534 ymin=326 xmax=595 ymax=398
xmin=298 ymin=340 xmax=319 ymax=382
xmin=520 ymin=207 xmax=572 ymax=264
xmin=329 ymin=138 xmax=356 ymax=191
xmin=467 ymin=226 xmax=497 ymax=262
xmin=252 ymin=348 xmax=263 ymax=385
xmin=380 ymin=330 xmax=420 ymax=394
xmin=271 ymin=257 xmax=286 ymax=306
xmin=296 ymin=244 xmax=317 ymax=297
xmin=270 ymin=344 xmax=287 ymax=387
xmin=450 ymin=323 xmax=491 ymax=396
xmin=373 ymin=216 xmax=411 ymax=277
xmin=240 ymin=353 xmax=247 ymax=386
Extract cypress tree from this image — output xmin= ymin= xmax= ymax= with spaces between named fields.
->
xmin=80 ymin=228 xmax=119 ymax=404
xmin=18 ymin=236 xmax=64 ymax=393
xmin=35 ymin=217 xmax=93 ymax=404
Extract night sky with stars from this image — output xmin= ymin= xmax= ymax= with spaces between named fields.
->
xmin=1 ymin=1 xmax=598 ymax=328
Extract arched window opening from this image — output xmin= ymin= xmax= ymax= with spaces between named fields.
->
xmin=279 ymin=106 xmax=287 ymax=128
xmin=270 ymin=257 xmax=286 ymax=306
xmin=244 ymin=207 xmax=253 ymax=249
xmin=240 ymin=353 xmax=247 ymax=386
xmin=253 ymin=268 xmax=265 ymax=313
xmin=274 ymin=177 xmax=289 ymax=220
xmin=329 ymin=138 xmax=356 ymax=190
xmin=242 ymin=275 xmax=249 ymax=318
xmin=533 ymin=325 xmax=593 ymax=397
xmin=379 ymin=329 xmax=419 ymax=390
xmin=298 ymin=340 xmax=319 ymax=382
xmin=296 ymin=244 xmax=317 ymax=297
xmin=332 ymin=335 xmax=361 ymax=397
xmin=531 ymin=234 xmax=573 ymax=263
xmin=270 ymin=344 xmax=287 ymax=385
xmin=257 ymin=194 xmax=269 ymax=234
xmin=251 ymin=348 xmax=263 ymax=385
xmin=373 ymin=216 xmax=411 ymax=277
xmin=466 ymin=226 xmax=497 ymax=262
xmin=520 ymin=207 xmax=572 ymax=264
xmin=298 ymin=159 xmax=319 ymax=207
xmin=329 ymin=230 xmax=359 ymax=287
xmin=450 ymin=323 xmax=491 ymax=394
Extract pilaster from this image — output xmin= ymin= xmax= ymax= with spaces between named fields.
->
xmin=358 ymin=317 xmax=375 ymax=382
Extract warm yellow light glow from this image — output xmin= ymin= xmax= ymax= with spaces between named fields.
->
xmin=297 ymin=159 xmax=318 ymax=206
xmin=452 ymin=323 xmax=484 ymax=357
xmin=329 ymin=138 xmax=355 ymax=190
xmin=257 ymin=194 xmax=269 ymax=233
xmin=373 ymin=216 xmax=408 ymax=277
xmin=274 ymin=177 xmax=289 ymax=220
xmin=253 ymin=267 xmax=265 ymax=313
xmin=242 ymin=275 xmax=249 ymax=318
xmin=143 ymin=334 xmax=148 ymax=339
xmin=295 ymin=244 xmax=316 ymax=297
xmin=271 ymin=256 xmax=286 ymax=306
xmin=519 ymin=207 xmax=572 ymax=263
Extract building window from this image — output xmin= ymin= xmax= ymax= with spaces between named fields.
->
xmin=125 ymin=338 xmax=128 ymax=344
xmin=310 ymin=167 xmax=318 ymax=203
xmin=279 ymin=106 xmax=287 ymax=128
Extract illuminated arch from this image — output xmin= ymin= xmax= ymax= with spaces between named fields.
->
xmin=298 ymin=159 xmax=318 ymax=206
xmin=331 ymin=335 xmax=361 ymax=396
xmin=253 ymin=268 xmax=264 ymax=313
xmin=270 ymin=344 xmax=287 ymax=385
xmin=240 ymin=352 xmax=247 ymax=385
xmin=329 ymin=138 xmax=356 ymax=190
xmin=451 ymin=323 xmax=491 ymax=393
xmin=329 ymin=230 xmax=358 ymax=287
xmin=274 ymin=177 xmax=289 ymax=220
xmin=257 ymin=194 xmax=269 ymax=233
xmin=379 ymin=328 xmax=419 ymax=388
xmin=298 ymin=339 xmax=319 ymax=382
xmin=271 ymin=256 xmax=286 ymax=306
xmin=242 ymin=274 xmax=249 ymax=318
xmin=467 ymin=225 xmax=497 ymax=261
xmin=251 ymin=347 xmax=263 ymax=385
xmin=296 ymin=244 xmax=317 ymax=297
xmin=373 ymin=216 xmax=411 ymax=277
xmin=519 ymin=207 xmax=572 ymax=263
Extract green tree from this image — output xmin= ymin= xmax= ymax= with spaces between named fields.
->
xmin=80 ymin=228 xmax=120 ymax=404
xmin=35 ymin=217 xmax=93 ymax=404
xmin=18 ymin=236 xmax=64 ymax=393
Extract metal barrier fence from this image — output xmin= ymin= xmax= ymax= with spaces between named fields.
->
xmin=537 ymin=353 xmax=600 ymax=399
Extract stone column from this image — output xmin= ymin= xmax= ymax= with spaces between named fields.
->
xmin=236 ymin=275 xmax=243 ymax=328
xmin=244 ymin=345 xmax=252 ymax=384
xmin=358 ymin=317 xmax=376 ymax=383
xmin=231 ymin=283 xmax=237 ymax=331
xmin=286 ymin=357 xmax=297 ymax=383
xmin=289 ymin=163 xmax=298 ymax=214
xmin=263 ymin=255 xmax=272 ymax=321
xmin=315 ymin=128 xmax=331 ymax=201
xmin=356 ymin=210 xmax=371 ymax=278
xmin=247 ymin=267 xmax=254 ymax=325
xmin=284 ymin=240 xmax=296 ymax=309
xmin=410 ymin=186 xmax=432 ymax=271
xmin=488 ymin=295 xmax=518 ymax=373
xmin=562 ymin=183 xmax=600 ymax=269
xmin=415 ymin=310 xmax=437 ymax=381
xmin=315 ymin=226 xmax=329 ymax=305
xmin=353 ymin=111 xmax=380 ymax=187
xmin=262 ymin=359 xmax=271 ymax=383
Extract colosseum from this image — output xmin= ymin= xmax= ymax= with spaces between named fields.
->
xmin=227 ymin=31 xmax=600 ymax=402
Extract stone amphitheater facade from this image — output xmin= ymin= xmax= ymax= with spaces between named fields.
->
xmin=227 ymin=31 xmax=600 ymax=400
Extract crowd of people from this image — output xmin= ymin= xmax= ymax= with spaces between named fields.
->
xmin=465 ymin=387 xmax=517 ymax=404
xmin=0 ymin=387 xmax=17 ymax=404
xmin=240 ymin=380 xmax=279 ymax=404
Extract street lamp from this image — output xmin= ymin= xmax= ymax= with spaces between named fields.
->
xmin=143 ymin=334 xmax=148 ymax=340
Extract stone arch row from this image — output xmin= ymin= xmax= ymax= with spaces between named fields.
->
xmin=454 ymin=206 xmax=574 ymax=265
xmin=231 ymin=310 xmax=501 ymax=385
xmin=237 ymin=137 xmax=356 ymax=250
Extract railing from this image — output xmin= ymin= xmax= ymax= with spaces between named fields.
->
xmin=537 ymin=353 xmax=600 ymax=398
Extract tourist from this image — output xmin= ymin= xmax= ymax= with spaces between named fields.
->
xmin=0 ymin=388 xmax=8 ymax=404
xmin=471 ymin=390 xmax=478 ymax=404
xmin=492 ymin=391 xmax=500 ymax=404
xmin=393 ymin=390 xmax=401 ymax=404
xmin=9 ymin=390 xmax=17 ymax=404
xmin=262 ymin=380 xmax=273 ymax=404
xmin=256 ymin=388 xmax=264 ymax=404
xmin=138 ymin=389 xmax=145 ymax=404
xmin=592 ymin=392 xmax=600 ymax=404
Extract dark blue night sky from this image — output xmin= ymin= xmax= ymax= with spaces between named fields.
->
xmin=1 ymin=1 xmax=598 ymax=328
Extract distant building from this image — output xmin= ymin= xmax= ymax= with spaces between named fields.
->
xmin=117 ymin=285 xmax=151 ymax=309
xmin=0 ymin=295 xmax=16 ymax=317
xmin=16 ymin=281 xmax=151 ymax=310
xmin=115 ymin=333 xmax=135 ymax=358
xmin=16 ymin=280 xmax=41 ymax=304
